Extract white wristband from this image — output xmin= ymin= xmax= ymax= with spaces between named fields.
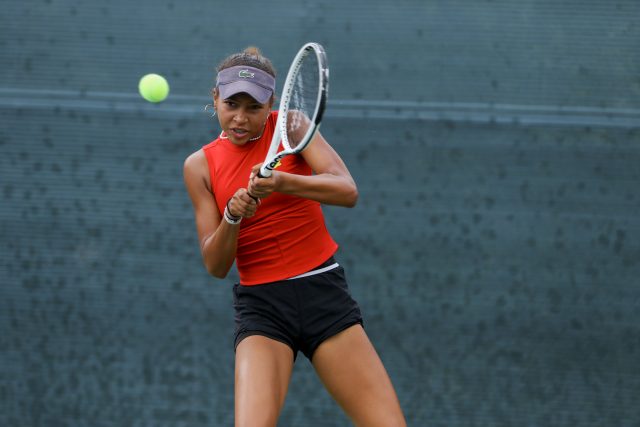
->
xmin=224 ymin=205 xmax=242 ymax=225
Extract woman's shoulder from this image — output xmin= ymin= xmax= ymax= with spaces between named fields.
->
xmin=186 ymin=136 xmax=223 ymax=169
xmin=183 ymin=148 xmax=208 ymax=179
xmin=183 ymin=148 xmax=215 ymax=194
xmin=184 ymin=147 xmax=205 ymax=165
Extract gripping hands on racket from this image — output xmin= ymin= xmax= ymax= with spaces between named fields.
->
xmin=247 ymin=165 xmax=276 ymax=199
xmin=228 ymin=187 xmax=260 ymax=217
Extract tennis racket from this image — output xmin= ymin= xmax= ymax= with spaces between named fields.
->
xmin=258 ymin=42 xmax=329 ymax=178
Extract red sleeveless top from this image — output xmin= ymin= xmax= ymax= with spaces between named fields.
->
xmin=203 ymin=111 xmax=338 ymax=285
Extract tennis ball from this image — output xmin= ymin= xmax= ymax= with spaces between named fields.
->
xmin=138 ymin=73 xmax=169 ymax=103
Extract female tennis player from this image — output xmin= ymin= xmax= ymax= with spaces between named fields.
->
xmin=183 ymin=46 xmax=406 ymax=427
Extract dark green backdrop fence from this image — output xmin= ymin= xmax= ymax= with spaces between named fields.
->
xmin=1 ymin=1 xmax=639 ymax=426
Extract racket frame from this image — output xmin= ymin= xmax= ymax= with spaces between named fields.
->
xmin=259 ymin=42 xmax=329 ymax=178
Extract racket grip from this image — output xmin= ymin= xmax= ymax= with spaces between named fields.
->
xmin=258 ymin=166 xmax=272 ymax=178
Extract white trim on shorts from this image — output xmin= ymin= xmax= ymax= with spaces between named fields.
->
xmin=287 ymin=262 xmax=340 ymax=280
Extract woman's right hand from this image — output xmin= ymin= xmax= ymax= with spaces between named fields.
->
xmin=228 ymin=188 xmax=259 ymax=219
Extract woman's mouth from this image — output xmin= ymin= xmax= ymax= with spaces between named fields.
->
xmin=230 ymin=128 xmax=249 ymax=138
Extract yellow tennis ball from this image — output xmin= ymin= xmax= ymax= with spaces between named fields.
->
xmin=138 ymin=73 xmax=169 ymax=103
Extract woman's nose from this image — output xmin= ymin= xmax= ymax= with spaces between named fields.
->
xmin=233 ymin=109 xmax=248 ymax=123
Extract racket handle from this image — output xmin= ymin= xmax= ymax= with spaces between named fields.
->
xmin=258 ymin=166 xmax=273 ymax=178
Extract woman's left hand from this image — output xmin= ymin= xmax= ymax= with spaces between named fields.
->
xmin=248 ymin=163 xmax=279 ymax=199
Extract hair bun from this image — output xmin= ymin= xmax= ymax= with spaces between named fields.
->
xmin=243 ymin=46 xmax=261 ymax=57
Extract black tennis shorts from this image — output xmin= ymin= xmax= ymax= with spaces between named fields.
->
xmin=232 ymin=257 xmax=363 ymax=361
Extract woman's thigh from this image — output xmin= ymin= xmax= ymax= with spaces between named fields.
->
xmin=235 ymin=335 xmax=295 ymax=427
xmin=312 ymin=325 xmax=406 ymax=427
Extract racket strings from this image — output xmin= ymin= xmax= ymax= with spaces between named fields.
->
xmin=284 ymin=52 xmax=320 ymax=150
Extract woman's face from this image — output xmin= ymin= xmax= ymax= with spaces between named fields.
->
xmin=214 ymin=91 xmax=273 ymax=145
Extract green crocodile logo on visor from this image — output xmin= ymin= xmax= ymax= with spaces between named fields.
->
xmin=238 ymin=70 xmax=255 ymax=78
